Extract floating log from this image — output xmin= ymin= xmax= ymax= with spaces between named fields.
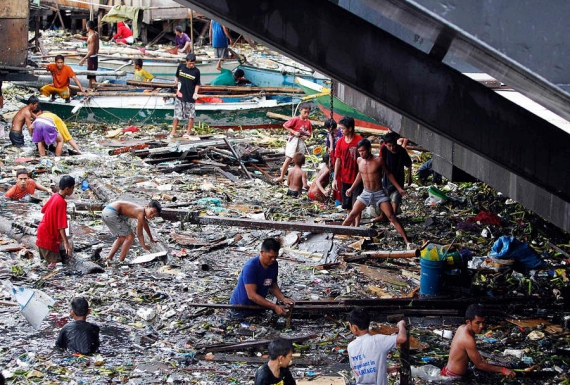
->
xmin=160 ymin=210 xmax=378 ymax=237
xmin=194 ymin=333 xmax=318 ymax=352
xmin=89 ymin=179 xmax=117 ymax=203
xmin=359 ymin=250 xmax=420 ymax=259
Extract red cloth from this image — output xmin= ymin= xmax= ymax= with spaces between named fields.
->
xmin=46 ymin=63 xmax=76 ymax=89
xmin=335 ymin=134 xmax=363 ymax=184
xmin=122 ymin=125 xmax=139 ymax=133
xmin=113 ymin=22 xmax=133 ymax=39
xmin=308 ymin=173 xmax=330 ymax=202
xmin=441 ymin=366 xmax=462 ymax=378
xmin=5 ymin=180 xmax=37 ymax=200
xmin=284 ymin=116 xmax=312 ymax=139
xmin=468 ymin=211 xmax=502 ymax=226
xmin=36 ymin=193 xmax=68 ymax=253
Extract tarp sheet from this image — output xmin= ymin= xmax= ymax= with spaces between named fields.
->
xmin=101 ymin=5 xmax=147 ymax=39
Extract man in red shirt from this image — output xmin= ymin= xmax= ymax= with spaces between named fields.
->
xmin=40 ymin=55 xmax=85 ymax=102
xmin=332 ymin=116 xmax=363 ymax=226
xmin=36 ymin=175 xmax=75 ymax=267
xmin=5 ymin=169 xmax=52 ymax=200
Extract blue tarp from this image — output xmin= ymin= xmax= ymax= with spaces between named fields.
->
xmin=489 ymin=236 xmax=545 ymax=269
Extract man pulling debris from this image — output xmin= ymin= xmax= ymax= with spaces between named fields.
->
xmin=229 ymin=238 xmax=295 ymax=318
xmin=442 ymin=304 xmax=516 ymax=379
xmin=102 ymin=200 xmax=162 ymax=263
xmin=342 ymin=138 xmax=415 ymax=249
xmin=5 ymin=168 xmax=52 ymax=200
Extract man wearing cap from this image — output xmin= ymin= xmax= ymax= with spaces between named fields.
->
xmin=171 ymin=53 xmax=201 ymax=138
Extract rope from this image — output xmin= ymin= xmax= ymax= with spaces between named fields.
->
xmin=329 ymin=79 xmax=334 ymax=121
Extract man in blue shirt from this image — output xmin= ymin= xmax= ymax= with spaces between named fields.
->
xmin=209 ymin=20 xmax=233 ymax=59
xmin=230 ymin=238 xmax=295 ymax=318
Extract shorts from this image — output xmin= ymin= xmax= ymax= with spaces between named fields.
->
xmin=32 ymin=118 xmax=58 ymax=145
xmin=102 ymin=206 xmax=133 ymax=237
xmin=38 ymin=247 xmax=61 ymax=264
xmin=357 ymin=188 xmax=390 ymax=208
xmin=308 ymin=188 xmax=326 ymax=202
xmin=40 ymin=85 xmax=70 ymax=99
xmin=287 ymin=189 xmax=300 ymax=198
xmin=87 ymin=56 xmax=98 ymax=79
xmin=9 ymin=131 xmax=25 ymax=147
xmin=285 ymin=136 xmax=307 ymax=159
xmin=441 ymin=366 xmax=462 ymax=378
xmin=341 ymin=182 xmax=363 ymax=210
xmin=214 ymin=47 xmax=229 ymax=59
xmin=174 ymin=99 xmax=196 ymax=120
xmin=388 ymin=188 xmax=402 ymax=204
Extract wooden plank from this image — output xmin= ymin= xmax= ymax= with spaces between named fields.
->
xmin=160 ymin=209 xmax=378 ymax=237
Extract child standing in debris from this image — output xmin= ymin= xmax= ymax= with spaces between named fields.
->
xmin=102 ymin=200 xmax=162 ymax=262
xmin=36 ymin=175 xmax=75 ymax=268
xmin=5 ymin=168 xmax=52 ymax=200
xmin=273 ymin=103 xmax=312 ymax=183
xmin=55 ymin=297 xmax=100 ymax=354
xmin=286 ymin=152 xmax=309 ymax=197
xmin=308 ymin=152 xmax=331 ymax=202
xmin=347 ymin=307 xmax=407 ymax=385
xmin=441 ymin=304 xmax=516 ymax=379
xmin=254 ymin=337 xmax=296 ymax=385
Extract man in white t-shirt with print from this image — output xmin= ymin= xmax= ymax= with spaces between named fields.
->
xmin=347 ymin=307 xmax=407 ymax=385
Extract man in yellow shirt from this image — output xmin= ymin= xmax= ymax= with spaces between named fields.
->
xmin=35 ymin=109 xmax=83 ymax=155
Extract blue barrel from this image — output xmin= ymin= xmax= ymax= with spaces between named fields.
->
xmin=420 ymin=258 xmax=445 ymax=296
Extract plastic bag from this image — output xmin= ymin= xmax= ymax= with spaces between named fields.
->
xmin=489 ymin=236 xmax=545 ymax=269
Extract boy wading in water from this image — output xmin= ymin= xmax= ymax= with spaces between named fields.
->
xmin=442 ymin=304 xmax=516 ymax=379
xmin=102 ymin=200 xmax=162 ymax=262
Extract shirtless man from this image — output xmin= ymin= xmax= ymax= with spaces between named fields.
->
xmin=10 ymin=96 xmax=39 ymax=147
xmin=78 ymin=20 xmax=100 ymax=89
xmin=101 ymin=200 xmax=161 ymax=262
xmin=343 ymin=138 xmax=413 ymax=248
xmin=286 ymin=152 xmax=309 ymax=197
xmin=442 ymin=304 xmax=516 ymax=379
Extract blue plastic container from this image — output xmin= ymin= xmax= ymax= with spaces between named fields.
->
xmin=420 ymin=258 xmax=445 ymax=296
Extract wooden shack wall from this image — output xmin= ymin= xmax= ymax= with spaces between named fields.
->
xmin=40 ymin=0 xmax=193 ymax=23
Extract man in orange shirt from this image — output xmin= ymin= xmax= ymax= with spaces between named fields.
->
xmin=4 ymin=168 xmax=52 ymax=200
xmin=40 ymin=55 xmax=85 ymax=103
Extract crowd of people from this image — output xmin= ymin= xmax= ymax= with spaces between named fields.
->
xmin=0 ymin=18 xmax=516 ymax=385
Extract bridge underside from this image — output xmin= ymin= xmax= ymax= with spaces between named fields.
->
xmin=174 ymin=0 xmax=570 ymax=232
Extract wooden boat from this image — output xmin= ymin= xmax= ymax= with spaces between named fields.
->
xmin=239 ymin=63 xmax=329 ymax=89
xmin=38 ymin=91 xmax=297 ymax=126
xmin=64 ymin=54 xmax=239 ymax=82
xmin=295 ymin=77 xmax=390 ymax=131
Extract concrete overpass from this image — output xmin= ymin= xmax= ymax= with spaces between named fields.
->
xmin=179 ymin=0 xmax=570 ymax=230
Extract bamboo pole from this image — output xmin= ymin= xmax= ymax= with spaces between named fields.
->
xmin=360 ymin=250 xmax=420 ymax=258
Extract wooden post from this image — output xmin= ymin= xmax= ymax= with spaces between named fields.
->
xmin=399 ymin=326 xmax=411 ymax=385
xmin=190 ymin=9 xmax=194 ymax=53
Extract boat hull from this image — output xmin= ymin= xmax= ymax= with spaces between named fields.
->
xmin=296 ymin=77 xmax=389 ymax=132
xmin=39 ymin=95 xmax=295 ymax=126
xmin=64 ymin=57 xmax=239 ymax=83
xmin=239 ymin=64 xmax=329 ymax=89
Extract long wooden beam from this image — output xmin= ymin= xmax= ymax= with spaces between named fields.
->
xmin=160 ymin=209 xmax=378 ymax=237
